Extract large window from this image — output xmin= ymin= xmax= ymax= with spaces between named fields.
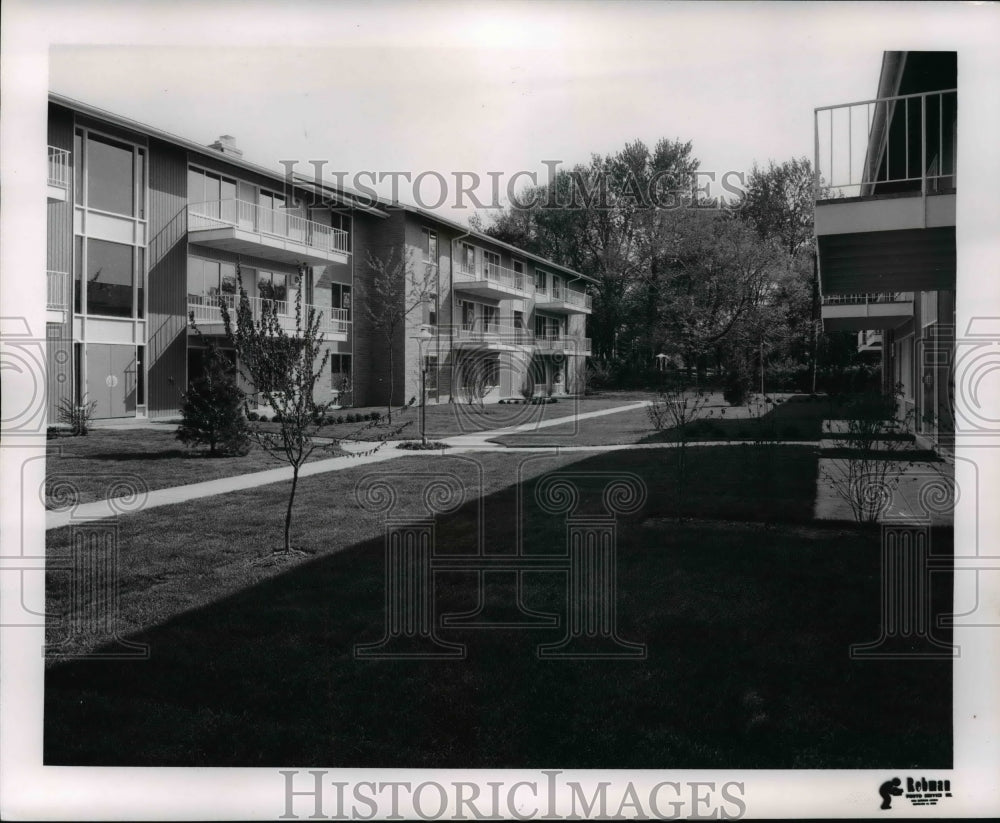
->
xmin=423 ymin=228 xmax=438 ymax=263
xmin=483 ymin=250 xmax=500 ymax=277
xmin=76 ymin=130 xmax=145 ymax=218
xmin=331 ymin=354 xmax=352 ymax=390
xmin=187 ymin=256 xmax=238 ymax=305
xmin=535 ymin=313 xmax=561 ymax=339
xmin=330 ymin=283 xmax=352 ymax=320
xmin=86 ymin=239 xmax=135 ymax=318
xmin=535 ymin=268 xmax=548 ymax=292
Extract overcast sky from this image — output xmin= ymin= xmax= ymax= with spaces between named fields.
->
xmin=33 ymin=1 xmax=998 ymax=222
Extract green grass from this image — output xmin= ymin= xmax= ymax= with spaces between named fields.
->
xmin=44 ymin=445 xmax=952 ymax=768
xmin=45 ymin=428 xmax=346 ymax=508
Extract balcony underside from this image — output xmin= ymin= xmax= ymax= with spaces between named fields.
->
xmin=815 ymin=192 xmax=955 ymax=237
xmin=453 ymin=280 xmax=531 ymax=301
xmin=821 ymin=301 xmax=914 ymax=332
xmin=817 ymin=226 xmax=955 ymax=294
xmin=47 ymin=184 xmax=68 ymax=202
xmin=533 ymin=298 xmax=592 ymax=315
xmin=189 ymin=227 xmax=350 ymax=268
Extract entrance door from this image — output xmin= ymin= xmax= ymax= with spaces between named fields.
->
xmin=86 ymin=343 xmax=137 ymax=419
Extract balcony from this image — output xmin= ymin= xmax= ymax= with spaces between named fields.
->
xmin=187 ymin=200 xmax=350 ymax=267
xmin=46 ymin=270 xmax=68 ymax=321
xmin=815 ymin=89 xmax=956 ymax=295
xmin=534 ymin=283 xmax=593 ymax=314
xmin=821 ymin=292 xmax=914 ymax=332
xmin=187 ymin=294 xmax=350 ymax=342
xmin=452 ymin=322 xmax=533 ymax=351
xmin=48 ymin=147 xmax=70 ymax=201
xmin=454 ymin=261 xmax=534 ymax=300
xmin=534 ymin=334 xmax=592 ymax=356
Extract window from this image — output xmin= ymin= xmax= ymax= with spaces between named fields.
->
xmin=483 ymin=250 xmax=500 ymax=278
xmin=136 ymin=346 xmax=145 ymax=406
xmin=462 ymin=243 xmax=476 ymax=275
xmin=481 ymin=304 xmax=497 ymax=330
xmin=257 ymin=270 xmax=287 ymax=303
xmin=331 ymin=283 xmax=352 ymax=321
xmin=460 ymin=300 xmax=476 ymax=329
xmin=331 ymin=354 xmax=352 ymax=390
xmin=535 ymin=313 xmax=561 ymax=339
xmin=87 ymin=134 xmax=136 ymax=216
xmin=535 ymin=268 xmax=548 ymax=292
xmin=423 ymin=229 xmax=438 ymax=263
xmin=86 ymin=239 xmax=135 ymax=318
xmin=552 ymin=275 xmax=563 ymax=299
xmin=512 ymin=260 xmax=525 ymax=290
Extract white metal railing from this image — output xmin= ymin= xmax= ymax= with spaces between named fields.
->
xmin=535 ymin=334 xmax=592 ymax=354
xmin=46 ymin=270 xmax=68 ymax=310
xmin=538 ymin=284 xmax=593 ymax=309
xmin=187 ymin=293 xmax=350 ymax=334
xmin=822 ymin=292 xmax=913 ymax=306
xmin=458 ymin=260 xmax=534 ymax=295
xmin=187 ymin=199 xmax=350 ymax=255
xmin=457 ymin=322 xmax=534 ymax=344
xmin=48 ymin=147 xmax=70 ymax=189
xmin=815 ymin=89 xmax=957 ymax=200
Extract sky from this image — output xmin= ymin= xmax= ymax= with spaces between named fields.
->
xmin=29 ymin=0 xmax=994 ymax=224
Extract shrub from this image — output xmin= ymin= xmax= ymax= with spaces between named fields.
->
xmin=247 ymin=411 xmax=260 ymax=422
xmin=57 ymin=395 xmax=98 ymax=436
xmin=722 ymin=371 xmax=751 ymax=406
xmin=176 ymin=345 xmax=251 ymax=456
xmin=258 ymin=415 xmax=269 ymax=423
xmin=781 ymin=423 xmax=801 ymax=439
xmin=397 ymin=440 xmax=451 ymax=450
xmin=336 ymin=416 xmax=344 ymax=424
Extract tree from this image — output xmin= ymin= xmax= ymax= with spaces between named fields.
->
xmin=357 ymin=247 xmax=437 ymax=423
xmin=220 ymin=264 xmax=334 ymax=554
xmin=175 ymin=341 xmax=250 ymax=456
xmin=738 ymin=157 xmax=816 ymax=256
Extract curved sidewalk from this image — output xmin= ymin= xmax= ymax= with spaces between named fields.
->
xmin=45 ymin=401 xmax=652 ymax=530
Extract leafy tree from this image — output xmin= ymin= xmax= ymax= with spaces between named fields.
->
xmin=356 ymin=247 xmax=437 ymax=423
xmin=220 ymin=264 xmax=334 ymax=554
xmin=175 ymin=342 xmax=250 ymax=456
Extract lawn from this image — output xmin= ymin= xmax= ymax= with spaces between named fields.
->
xmin=44 ymin=444 xmax=952 ymax=768
xmin=45 ymin=428 xmax=347 ymax=508
xmin=489 ymin=393 xmax=837 ymax=447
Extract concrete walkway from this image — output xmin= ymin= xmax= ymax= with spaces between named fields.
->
xmin=45 ymin=401 xmax=651 ymax=529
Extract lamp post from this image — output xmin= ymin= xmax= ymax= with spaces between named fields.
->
xmin=416 ymin=324 xmax=434 ymax=445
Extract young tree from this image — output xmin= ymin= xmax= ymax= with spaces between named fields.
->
xmin=175 ymin=341 xmax=250 ymax=456
xmin=357 ymin=247 xmax=437 ymax=423
xmin=220 ymin=264 xmax=334 ymax=554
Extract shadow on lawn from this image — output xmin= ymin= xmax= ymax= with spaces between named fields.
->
xmin=45 ymin=445 xmax=952 ymax=769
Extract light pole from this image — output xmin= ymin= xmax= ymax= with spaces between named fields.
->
xmin=416 ymin=324 xmax=434 ymax=445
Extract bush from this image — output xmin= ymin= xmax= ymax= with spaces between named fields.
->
xmin=176 ymin=345 xmax=251 ymax=456
xmin=57 ymin=396 xmax=98 ymax=436
xmin=336 ymin=416 xmax=344 ymax=424
xmin=247 ymin=411 xmax=260 ymax=422
xmin=781 ymin=423 xmax=801 ymax=439
xmin=258 ymin=414 xmax=269 ymax=423
xmin=397 ymin=440 xmax=451 ymax=450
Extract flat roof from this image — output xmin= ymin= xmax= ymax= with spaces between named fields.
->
xmin=50 ymin=91 xmax=594 ymax=283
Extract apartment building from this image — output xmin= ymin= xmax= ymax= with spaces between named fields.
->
xmin=814 ymin=51 xmax=956 ymax=450
xmin=45 ymin=94 xmax=593 ymax=420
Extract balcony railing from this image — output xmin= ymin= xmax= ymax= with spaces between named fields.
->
xmin=815 ymin=89 xmax=957 ymax=200
xmin=457 ymin=322 xmax=534 ymax=345
xmin=188 ymin=199 xmax=350 ymax=256
xmin=47 ymin=270 xmax=68 ymax=311
xmin=187 ymin=293 xmax=351 ymax=335
xmin=537 ymin=284 xmax=593 ymax=310
xmin=535 ymin=334 xmax=592 ymax=354
xmin=822 ymin=292 xmax=913 ymax=306
xmin=48 ymin=147 xmax=70 ymax=189
xmin=458 ymin=261 xmax=534 ymax=295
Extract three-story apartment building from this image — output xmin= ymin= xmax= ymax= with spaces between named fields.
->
xmin=45 ymin=94 xmax=593 ymax=421
xmin=814 ymin=51 xmax=956 ymax=450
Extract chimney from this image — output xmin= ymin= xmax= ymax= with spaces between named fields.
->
xmin=208 ymin=134 xmax=243 ymax=158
